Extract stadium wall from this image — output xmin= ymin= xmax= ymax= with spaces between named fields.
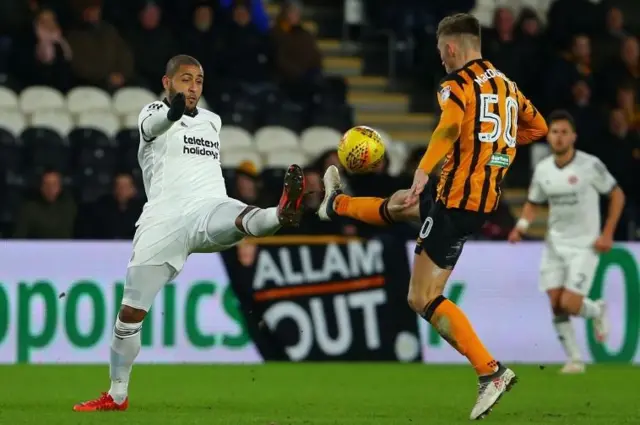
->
xmin=0 ymin=240 xmax=638 ymax=364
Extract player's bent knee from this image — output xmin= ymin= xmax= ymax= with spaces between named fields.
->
xmin=559 ymin=290 xmax=583 ymax=315
xmin=119 ymin=305 xmax=147 ymax=323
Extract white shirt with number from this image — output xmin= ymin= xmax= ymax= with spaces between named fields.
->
xmin=527 ymin=150 xmax=617 ymax=248
xmin=136 ymin=100 xmax=226 ymax=224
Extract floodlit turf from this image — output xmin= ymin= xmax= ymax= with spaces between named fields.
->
xmin=0 ymin=364 xmax=638 ymax=425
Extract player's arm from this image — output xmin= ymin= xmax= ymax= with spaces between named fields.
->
xmin=509 ymin=168 xmax=546 ymax=242
xmin=139 ymin=93 xmax=186 ymax=142
xmin=515 ymin=90 xmax=548 ymax=145
xmin=417 ymin=84 xmax=465 ymax=174
xmin=592 ymin=158 xmax=626 ymax=250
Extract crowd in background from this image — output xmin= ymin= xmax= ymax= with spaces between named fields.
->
xmin=0 ymin=0 xmax=638 ymax=241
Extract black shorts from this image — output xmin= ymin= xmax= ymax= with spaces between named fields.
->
xmin=415 ymin=190 xmax=487 ymax=270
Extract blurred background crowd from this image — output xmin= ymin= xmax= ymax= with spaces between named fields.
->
xmin=0 ymin=0 xmax=638 ymax=241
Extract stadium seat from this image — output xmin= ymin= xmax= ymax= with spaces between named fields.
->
xmin=0 ymin=129 xmax=23 ymax=174
xmin=66 ymin=86 xmax=112 ymax=115
xmin=68 ymin=128 xmax=118 ymax=172
xmin=20 ymin=86 xmax=65 ymax=114
xmin=220 ymin=149 xmax=263 ymax=169
xmin=122 ymin=113 xmax=139 ymax=129
xmin=112 ymin=87 xmax=156 ymax=116
xmin=265 ymin=151 xmax=308 ymax=168
xmin=0 ymin=86 xmax=19 ymax=110
xmin=310 ymin=104 xmax=353 ymax=131
xmin=300 ymin=127 xmax=342 ymax=157
xmin=262 ymin=102 xmax=305 ymax=133
xmin=31 ymin=110 xmax=73 ymax=137
xmin=0 ymin=111 xmax=27 ymax=135
xmin=254 ymin=126 xmax=299 ymax=153
xmin=220 ymin=126 xmax=253 ymax=151
xmin=77 ymin=110 xmax=120 ymax=137
xmin=0 ymin=184 xmax=24 ymax=231
xmin=74 ymin=168 xmax=113 ymax=203
xmin=116 ymin=129 xmax=140 ymax=171
xmin=21 ymin=127 xmax=71 ymax=173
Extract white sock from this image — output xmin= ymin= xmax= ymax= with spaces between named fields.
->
xmin=553 ymin=315 xmax=582 ymax=362
xmin=108 ymin=317 xmax=142 ymax=404
xmin=241 ymin=207 xmax=281 ymax=237
xmin=578 ymin=298 xmax=602 ymax=319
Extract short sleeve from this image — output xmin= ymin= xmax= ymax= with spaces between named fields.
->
xmin=590 ymin=157 xmax=617 ymax=194
xmin=527 ymin=167 xmax=547 ymax=204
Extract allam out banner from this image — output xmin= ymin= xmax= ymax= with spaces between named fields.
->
xmin=407 ymin=242 xmax=640 ymax=364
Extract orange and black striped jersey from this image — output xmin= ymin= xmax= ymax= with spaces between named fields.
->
xmin=423 ymin=59 xmax=548 ymax=214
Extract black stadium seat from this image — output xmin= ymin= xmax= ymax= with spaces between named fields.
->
xmin=74 ymin=168 xmax=113 ymax=203
xmin=116 ymin=129 xmax=140 ymax=172
xmin=68 ymin=128 xmax=118 ymax=173
xmin=310 ymin=104 xmax=354 ymax=132
xmin=263 ymin=101 xmax=305 ymax=133
xmin=0 ymin=128 xmax=23 ymax=175
xmin=21 ymin=127 xmax=71 ymax=174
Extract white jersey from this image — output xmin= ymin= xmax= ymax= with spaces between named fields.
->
xmin=527 ymin=150 xmax=617 ymax=248
xmin=136 ymin=100 xmax=227 ymax=222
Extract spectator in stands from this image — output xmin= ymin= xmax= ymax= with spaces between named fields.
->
xmin=567 ymin=79 xmax=601 ymax=155
xmin=271 ymin=0 xmax=322 ymax=101
xmin=546 ymin=0 xmax=598 ymax=50
xmin=601 ymin=36 xmax=640 ymax=103
xmin=13 ymin=7 xmax=73 ymax=92
xmin=593 ymin=6 xmax=628 ymax=69
xmin=181 ymin=2 xmax=224 ymax=80
xmin=602 ymin=109 xmax=640 ymax=198
xmin=67 ymin=2 xmax=135 ymax=91
xmin=13 ymin=170 xmax=76 ymax=239
xmin=219 ymin=0 xmax=271 ymax=85
xmin=546 ymin=34 xmax=594 ymax=111
xmin=78 ymin=172 xmax=143 ymax=239
xmin=219 ymin=0 xmax=268 ymax=33
xmin=125 ymin=2 xmax=178 ymax=92
xmin=484 ymin=8 xmax=520 ymax=81
xmin=514 ymin=8 xmax=545 ymax=107
xmin=231 ymin=160 xmax=268 ymax=207
xmin=616 ymin=81 xmax=640 ymax=133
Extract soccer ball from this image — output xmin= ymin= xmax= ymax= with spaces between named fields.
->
xmin=337 ymin=126 xmax=386 ymax=173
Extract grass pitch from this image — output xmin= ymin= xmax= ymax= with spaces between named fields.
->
xmin=0 ymin=364 xmax=637 ymax=425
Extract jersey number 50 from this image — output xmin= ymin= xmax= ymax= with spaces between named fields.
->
xmin=478 ymin=94 xmax=518 ymax=148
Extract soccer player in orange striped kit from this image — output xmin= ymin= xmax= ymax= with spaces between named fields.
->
xmin=318 ymin=13 xmax=548 ymax=420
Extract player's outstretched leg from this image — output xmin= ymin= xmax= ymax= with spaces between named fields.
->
xmin=73 ymin=264 xmax=175 ymax=412
xmin=318 ymin=165 xmax=417 ymax=224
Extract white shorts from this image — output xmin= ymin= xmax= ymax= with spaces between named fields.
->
xmin=539 ymin=243 xmax=600 ymax=296
xmin=128 ymin=197 xmax=248 ymax=273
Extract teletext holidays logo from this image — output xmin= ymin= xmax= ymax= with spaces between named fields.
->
xmin=252 ymin=241 xmax=386 ymax=360
xmin=183 ymin=135 xmax=219 ymax=159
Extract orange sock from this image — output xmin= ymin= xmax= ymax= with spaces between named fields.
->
xmin=425 ymin=296 xmax=498 ymax=376
xmin=333 ymin=194 xmax=393 ymax=225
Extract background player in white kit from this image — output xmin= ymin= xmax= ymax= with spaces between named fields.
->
xmin=509 ymin=110 xmax=626 ymax=374
xmin=73 ymin=55 xmax=306 ymax=412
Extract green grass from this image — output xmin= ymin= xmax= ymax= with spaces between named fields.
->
xmin=0 ymin=364 xmax=638 ymax=425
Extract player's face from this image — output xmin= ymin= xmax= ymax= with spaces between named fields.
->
xmin=547 ymin=120 xmax=576 ymax=155
xmin=437 ymin=37 xmax=457 ymax=73
xmin=164 ymin=64 xmax=203 ymax=110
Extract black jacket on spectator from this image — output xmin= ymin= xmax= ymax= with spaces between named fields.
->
xmin=13 ymin=194 xmax=77 ymax=239
xmin=126 ymin=23 xmax=178 ymax=92
xmin=219 ymin=21 xmax=271 ymax=83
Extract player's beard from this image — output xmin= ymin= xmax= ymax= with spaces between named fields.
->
xmin=551 ymin=144 xmax=572 ymax=156
xmin=167 ymin=84 xmax=198 ymax=112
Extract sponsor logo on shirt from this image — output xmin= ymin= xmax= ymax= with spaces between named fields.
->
xmin=183 ymin=135 xmax=220 ymax=159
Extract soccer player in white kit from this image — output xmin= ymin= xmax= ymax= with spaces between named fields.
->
xmin=73 ymin=55 xmax=306 ymax=411
xmin=508 ymin=110 xmax=626 ymax=374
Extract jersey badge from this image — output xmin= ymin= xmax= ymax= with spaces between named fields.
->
xmin=440 ymin=85 xmax=451 ymax=103
xmin=568 ymin=175 xmax=578 ymax=185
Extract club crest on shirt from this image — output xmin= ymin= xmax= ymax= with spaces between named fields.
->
xmin=568 ymin=175 xmax=578 ymax=184
xmin=440 ymin=85 xmax=451 ymax=103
